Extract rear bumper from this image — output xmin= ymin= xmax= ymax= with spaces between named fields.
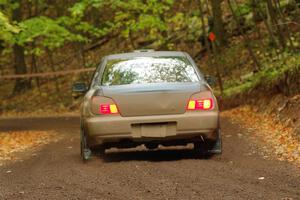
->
xmin=84 ymin=111 xmax=219 ymax=145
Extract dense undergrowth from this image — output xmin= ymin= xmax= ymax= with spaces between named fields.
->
xmin=222 ymin=51 xmax=300 ymax=98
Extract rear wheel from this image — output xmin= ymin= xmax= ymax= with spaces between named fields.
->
xmin=194 ymin=129 xmax=222 ymax=157
xmin=193 ymin=141 xmax=209 ymax=157
xmin=91 ymin=145 xmax=106 ymax=156
xmin=80 ymin=128 xmax=92 ymax=162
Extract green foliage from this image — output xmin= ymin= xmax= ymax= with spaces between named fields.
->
xmin=0 ymin=0 xmax=92 ymax=56
xmin=75 ymin=22 xmax=109 ymax=37
xmin=63 ymin=0 xmax=112 ymax=38
xmin=69 ymin=0 xmax=104 ymax=18
xmin=167 ymin=12 xmax=204 ymax=42
xmin=0 ymin=0 xmax=213 ymax=54
xmin=0 ymin=0 xmax=19 ymax=11
xmin=0 ymin=11 xmax=19 ymax=43
xmin=15 ymin=16 xmax=86 ymax=55
xmin=111 ymin=0 xmax=174 ymax=46
xmin=234 ymin=2 xmax=252 ymax=17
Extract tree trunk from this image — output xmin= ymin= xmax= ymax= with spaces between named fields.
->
xmin=28 ymin=1 xmax=40 ymax=93
xmin=250 ymin=0 xmax=262 ymax=39
xmin=272 ymin=0 xmax=295 ymax=50
xmin=266 ymin=0 xmax=286 ymax=49
xmin=255 ymin=0 xmax=280 ymax=48
xmin=296 ymin=0 xmax=300 ymax=10
xmin=228 ymin=0 xmax=261 ymax=71
xmin=12 ymin=1 xmax=30 ymax=94
xmin=211 ymin=0 xmax=227 ymax=48
xmin=46 ymin=49 xmax=60 ymax=93
xmin=199 ymin=0 xmax=211 ymax=55
xmin=31 ymin=43 xmax=41 ymax=93
xmin=129 ymin=30 xmax=136 ymax=50
xmin=211 ymin=40 xmax=224 ymax=94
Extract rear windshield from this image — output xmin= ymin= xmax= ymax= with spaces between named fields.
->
xmin=101 ymin=57 xmax=199 ymax=86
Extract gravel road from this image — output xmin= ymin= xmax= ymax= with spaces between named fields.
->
xmin=0 ymin=116 xmax=299 ymax=200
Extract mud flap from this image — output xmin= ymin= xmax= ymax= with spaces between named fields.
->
xmin=83 ymin=148 xmax=92 ymax=160
xmin=208 ymin=129 xmax=222 ymax=154
xmin=81 ymin=127 xmax=92 ymax=161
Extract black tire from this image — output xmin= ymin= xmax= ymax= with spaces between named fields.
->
xmin=193 ymin=141 xmax=209 ymax=158
xmin=91 ymin=145 xmax=106 ymax=156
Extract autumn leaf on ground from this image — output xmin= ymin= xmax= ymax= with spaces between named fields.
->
xmin=0 ymin=131 xmax=61 ymax=164
xmin=222 ymin=105 xmax=300 ymax=167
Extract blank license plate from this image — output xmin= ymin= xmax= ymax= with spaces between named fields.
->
xmin=141 ymin=124 xmax=167 ymax=137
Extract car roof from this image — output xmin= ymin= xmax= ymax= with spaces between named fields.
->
xmin=106 ymin=51 xmax=187 ymax=60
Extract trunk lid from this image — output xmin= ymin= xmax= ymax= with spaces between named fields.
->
xmin=101 ymin=82 xmax=206 ymax=117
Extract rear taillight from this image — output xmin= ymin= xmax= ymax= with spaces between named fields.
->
xmin=100 ymin=104 xmax=119 ymax=114
xmin=187 ymin=98 xmax=213 ymax=110
xmin=91 ymin=95 xmax=120 ymax=115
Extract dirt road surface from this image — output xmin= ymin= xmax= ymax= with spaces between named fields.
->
xmin=0 ymin=116 xmax=299 ymax=200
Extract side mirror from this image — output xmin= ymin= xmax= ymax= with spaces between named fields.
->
xmin=204 ymin=75 xmax=216 ymax=87
xmin=72 ymin=82 xmax=88 ymax=94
